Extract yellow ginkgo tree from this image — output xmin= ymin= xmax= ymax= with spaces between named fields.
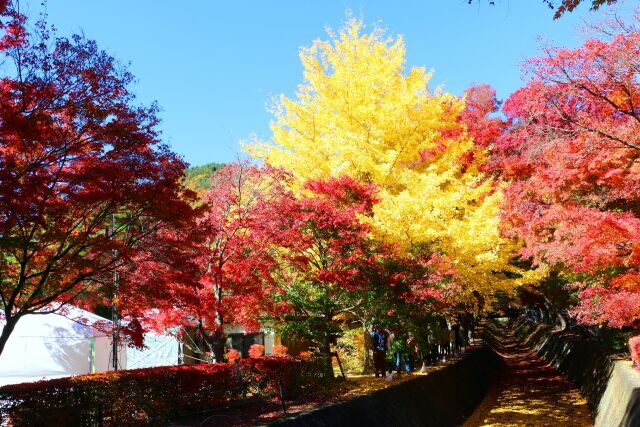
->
xmin=247 ymin=18 xmax=539 ymax=305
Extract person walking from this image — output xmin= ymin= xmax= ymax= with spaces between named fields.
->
xmin=391 ymin=330 xmax=413 ymax=375
xmin=452 ymin=321 xmax=462 ymax=356
xmin=371 ymin=325 xmax=389 ymax=378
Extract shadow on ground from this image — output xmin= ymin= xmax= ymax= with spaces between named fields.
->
xmin=462 ymin=320 xmax=592 ymax=427
xmin=271 ymin=345 xmax=500 ymax=427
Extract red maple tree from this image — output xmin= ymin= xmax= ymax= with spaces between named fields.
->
xmin=143 ymin=163 xmax=287 ymax=362
xmin=252 ymin=175 xmax=384 ymax=376
xmin=492 ymin=24 xmax=640 ymax=330
xmin=0 ymin=4 xmax=195 ymax=355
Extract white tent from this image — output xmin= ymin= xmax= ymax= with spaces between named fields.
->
xmin=0 ymin=306 xmax=125 ymax=386
xmin=126 ymin=332 xmax=181 ymax=369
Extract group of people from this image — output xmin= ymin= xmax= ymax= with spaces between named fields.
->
xmin=370 ymin=315 xmax=475 ymax=378
xmin=427 ymin=318 xmax=472 ymax=363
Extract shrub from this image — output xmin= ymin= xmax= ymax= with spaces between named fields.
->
xmin=249 ymin=344 xmax=265 ymax=358
xmin=0 ymin=357 xmax=323 ymax=426
xmin=299 ymin=350 xmax=312 ymax=360
xmin=629 ymin=335 xmax=640 ymax=370
xmin=226 ymin=348 xmax=240 ymax=364
xmin=241 ymin=355 xmax=328 ymax=399
xmin=272 ymin=344 xmax=288 ymax=356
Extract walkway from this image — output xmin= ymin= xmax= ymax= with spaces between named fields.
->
xmin=462 ymin=321 xmax=592 ymax=427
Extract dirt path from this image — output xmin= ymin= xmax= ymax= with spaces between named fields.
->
xmin=462 ymin=323 xmax=592 ymax=427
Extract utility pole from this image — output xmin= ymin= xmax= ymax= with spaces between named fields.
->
xmin=111 ymin=213 xmax=120 ymax=371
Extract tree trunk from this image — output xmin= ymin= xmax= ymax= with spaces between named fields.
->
xmin=211 ymin=329 xmax=226 ymax=363
xmin=362 ymin=324 xmax=373 ymax=374
xmin=0 ymin=315 xmax=20 ymax=358
xmin=321 ymin=333 xmax=334 ymax=380
xmin=212 ymin=274 xmax=226 ymax=363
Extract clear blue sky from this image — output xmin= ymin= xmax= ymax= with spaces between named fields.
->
xmin=33 ymin=1 xmax=624 ymax=167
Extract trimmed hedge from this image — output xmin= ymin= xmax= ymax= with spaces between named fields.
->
xmin=0 ymin=356 xmax=324 ymax=426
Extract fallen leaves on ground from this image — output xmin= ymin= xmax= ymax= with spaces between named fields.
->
xmin=462 ymin=325 xmax=592 ymax=427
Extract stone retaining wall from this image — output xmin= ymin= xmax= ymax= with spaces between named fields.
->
xmin=515 ymin=319 xmax=640 ymax=427
xmin=270 ymin=345 xmax=501 ymax=427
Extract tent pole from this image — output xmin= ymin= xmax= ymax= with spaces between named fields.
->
xmin=91 ymin=335 xmax=96 ymax=373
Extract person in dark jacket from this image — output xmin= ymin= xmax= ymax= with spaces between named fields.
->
xmin=371 ymin=326 xmax=389 ymax=378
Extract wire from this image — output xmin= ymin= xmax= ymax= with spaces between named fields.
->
xmin=126 ymin=339 xmax=174 ymax=369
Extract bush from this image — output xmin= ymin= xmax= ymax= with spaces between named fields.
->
xmin=0 ymin=357 xmax=322 ymax=426
xmin=249 ymin=344 xmax=265 ymax=358
xmin=629 ymin=335 xmax=640 ymax=370
xmin=226 ymin=348 xmax=240 ymax=364
xmin=600 ymin=326 xmax=634 ymax=354
xmin=272 ymin=344 xmax=288 ymax=356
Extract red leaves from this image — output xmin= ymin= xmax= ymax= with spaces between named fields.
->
xmin=0 ymin=357 xmax=321 ymax=424
xmin=226 ymin=348 xmax=240 ymax=364
xmin=494 ymin=25 xmax=640 ymax=331
xmin=303 ymin=175 xmax=380 ymax=214
xmin=461 ymin=84 xmax=506 ymax=152
xmin=630 ymin=336 xmax=640 ymax=370
xmin=503 ymin=201 xmax=640 ymax=273
xmin=146 ymin=163 xmax=289 ymax=340
xmin=0 ymin=5 xmax=196 ymax=354
xmin=0 ymin=12 xmax=24 ymax=50
xmin=266 ymin=175 xmax=379 ymax=296
xmin=571 ymin=270 xmax=640 ymax=327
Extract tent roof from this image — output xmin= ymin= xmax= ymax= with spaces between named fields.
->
xmin=0 ymin=306 xmax=112 ymax=339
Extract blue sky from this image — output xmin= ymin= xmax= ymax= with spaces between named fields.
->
xmin=36 ymin=1 xmax=623 ymax=167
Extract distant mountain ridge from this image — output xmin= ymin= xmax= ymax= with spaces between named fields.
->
xmin=184 ymin=162 xmax=224 ymax=193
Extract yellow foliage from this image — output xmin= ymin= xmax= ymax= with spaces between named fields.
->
xmin=247 ymin=18 xmax=533 ymax=304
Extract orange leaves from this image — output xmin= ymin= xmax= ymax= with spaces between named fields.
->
xmin=249 ymin=344 xmax=265 ymax=358
xmin=610 ymin=271 xmax=640 ymax=293
xmin=298 ymin=351 xmax=312 ymax=360
xmin=272 ymin=344 xmax=288 ymax=357
xmin=628 ymin=242 xmax=640 ymax=268
xmin=227 ymin=348 xmax=240 ymax=364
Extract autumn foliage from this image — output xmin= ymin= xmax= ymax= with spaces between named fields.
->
xmin=0 ymin=3 xmax=195 ymax=354
xmin=248 ymin=19 xmax=538 ymax=311
xmin=3 ymin=0 xmax=640 ymax=384
xmin=249 ymin=344 xmax=265 ymax=358
xmin=493 ymin=23 xmax=640 ymax=333
xmin=161 ymin=17 xmax=640 ymax=371
xmin=140 ymin=163 xmax=290 ymax=362
xmin=0 ymin=356 xmax=323 ymax=425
